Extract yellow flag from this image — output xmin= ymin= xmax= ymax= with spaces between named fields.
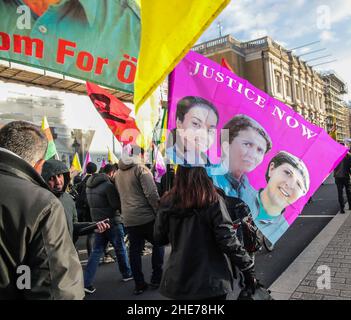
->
xmin=134 ymin=0 xmax=230 ymax=109
xmin=108 ymin=147 xmax=119 ymax=164
xmin=71 ymin=152 xmax=82 ymax=172
xmin=329 ymin=116 xmax=337 ymax=140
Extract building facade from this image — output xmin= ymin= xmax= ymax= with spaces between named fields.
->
xmin=322 ymin=73 xmax=349 ymax=142
xmin=0 ymin=80 xmax=121 ymax=168
xmin=193 ymin=35 xmax=327 ymax=129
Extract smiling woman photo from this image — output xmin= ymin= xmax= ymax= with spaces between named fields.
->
xmin=252 ymin=151 xmax=310 ymax=244
xmin=166 ymin=96 xmax=219 ymax=165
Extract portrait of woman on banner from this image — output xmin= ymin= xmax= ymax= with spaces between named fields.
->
xmin=210 ymin=114 xmax=272 ymax=215
xmin=166 ymin=96 xmax=219 ymax=166
xmin=252 ymin=151 xmax=310 ymax=244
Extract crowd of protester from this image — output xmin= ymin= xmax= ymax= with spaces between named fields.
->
xmin=0 ymin=120 xmax=258 ymax=300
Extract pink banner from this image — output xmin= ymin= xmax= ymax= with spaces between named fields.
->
xmin=167 ymin=51 xmax=347 ymax=244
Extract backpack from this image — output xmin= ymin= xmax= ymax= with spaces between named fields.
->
xmin=224 ymin=196 xmax=262 ymax=254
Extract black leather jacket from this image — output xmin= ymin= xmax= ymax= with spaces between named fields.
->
xmin=154 ymin=195 xmax=253 ymax=300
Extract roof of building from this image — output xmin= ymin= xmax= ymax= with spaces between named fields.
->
xmin=0 ymin=60 xmax=133 ymax=102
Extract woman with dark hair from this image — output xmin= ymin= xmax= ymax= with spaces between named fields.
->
xmin=154 ymin=166 xmax=255 ymax=300
xmin=252 ymin=151 xmax=310 ymax=244
xmin=166 ymin=96 xmax=219 ymax=165
xmin=209 ymin=114 xmax=272 ymax=217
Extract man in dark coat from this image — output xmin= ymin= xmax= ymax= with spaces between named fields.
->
xmin=84 ymin=164 xmax=132 ymax=294
xmin=0 ymin=121 xmax=84 ymax=300
xmin=334 ymin=150 xmax=351 ymax=213
xmin=41 ymin=160 xmax=110 ymax=242
xmin=75 ymin=162 xmax=97 ymax=256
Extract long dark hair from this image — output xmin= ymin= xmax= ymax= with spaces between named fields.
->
xmin=162 ymin=166 xmax=219 ymax=209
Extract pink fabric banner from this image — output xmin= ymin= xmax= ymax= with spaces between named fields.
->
xmin=82 ymin=151 xmax=91 ymax=176
xmin=167 ymin=50 xmax=347 ymax=244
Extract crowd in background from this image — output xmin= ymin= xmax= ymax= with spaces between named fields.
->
xmin=0 ymin=120 xmax=259 ymax=300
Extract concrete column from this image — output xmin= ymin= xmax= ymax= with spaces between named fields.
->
xmin=263 ymin=52 xmax=273 ymax=96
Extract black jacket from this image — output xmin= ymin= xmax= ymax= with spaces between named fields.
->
xmin=0 ymin=148 xmax=84 ymax=299
xmin=75 ymin=175 xmax=92 ymax=222
xmin=86 ymin=173 xmax=122 ymax=224
xmin=41 ymin=159 xmax=94 ymax=240
xmin=334 ymin=152 xmax=351 ymax=179
xmin=154 ymin=195 xmax=253 ymax=300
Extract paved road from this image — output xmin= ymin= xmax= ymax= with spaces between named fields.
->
xmin=80 ymin=175 xmax=341 ymax=300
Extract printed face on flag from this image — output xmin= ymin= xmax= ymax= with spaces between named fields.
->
xmin=263 ymin=151 xmax=310 ymax=216
xmin=168 ymin=51 xmax=347 ymax=244
xmin=267 ymin=164 xmax=306 ymax=208
xmin=221 ymin=115 xmax=272 ymax=179
xmin=176 ymin=100 xmax=218 ymax=153
xmin=166 ymin=96 xmax=219 ymax=165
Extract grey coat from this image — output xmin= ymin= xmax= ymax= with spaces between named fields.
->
xmin=115 ymin=160 xmax=160 ymax=227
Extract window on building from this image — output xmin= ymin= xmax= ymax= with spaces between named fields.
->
xmin=275 ymin=71 xmax=282 ymax=94
xmin=309 ymin=89 xmax=313 ymax=105
xmin=285 ymin=77 xmax=291 ymax=97
xmin=303 ymin=86 xmax=307 ymax=103
xmin=296 ymin=82 xmax=300 ymax=100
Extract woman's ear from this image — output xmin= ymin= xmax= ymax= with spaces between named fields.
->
xmin=268 ymin=162 xmax=275 ymax=179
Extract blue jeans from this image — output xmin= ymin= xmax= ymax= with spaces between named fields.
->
xmin=126 ymin=220 xmax=164 ymax=286
xmin=84 ymin=224 xmax=132 ymax=287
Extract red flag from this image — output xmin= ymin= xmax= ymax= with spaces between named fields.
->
xmin=221 ymin=58 xmax=234 ymax=73
xmin=86 ymin=82 xmax=140 ymax=145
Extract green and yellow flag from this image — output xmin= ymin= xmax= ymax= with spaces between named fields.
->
xmin=134 ymin=0 xmax=230 ymax=109
xmin=41 ymin=116 xmax=58 ymax=160
xmin=160 ymin=108 xmax=168 ymax=144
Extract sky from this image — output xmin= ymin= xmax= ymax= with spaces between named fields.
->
xmin=199 ymin=0 xmax=351 ymax=102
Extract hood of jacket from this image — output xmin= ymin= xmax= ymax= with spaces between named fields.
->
xmin=86 ymin=173 xmax=110 ymax=188
xmin=41 ymin=159 xmax=70 ymax=196
xmin=118 ymin=159 xmax=136 ymax=171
